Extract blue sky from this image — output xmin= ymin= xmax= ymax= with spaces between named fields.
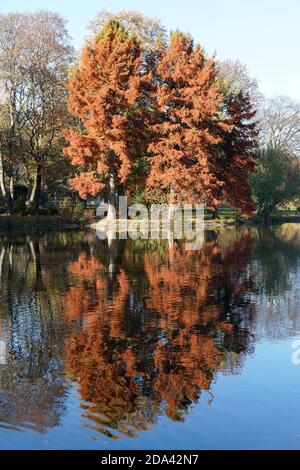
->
xmin=1 ymin=0 xmax=299 ymax=100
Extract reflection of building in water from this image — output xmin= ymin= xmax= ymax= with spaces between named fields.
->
xmin=63 ymin=228 xmax=256 ymax=438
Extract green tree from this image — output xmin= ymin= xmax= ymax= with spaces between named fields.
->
xmin=251 ymin=147 xmax=300 ymax=222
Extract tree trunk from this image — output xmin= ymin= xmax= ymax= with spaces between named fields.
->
xmin=168 ymin=204 xmax=174 ymax=223
xmin=168 ymin=186 xmax=176 ymax=224
xmin=9 ymin=176 xmax=14 ymax=201
xmin=0 ymin=151 xmax=12 ymax=215
xmin=0 ymin=246 xmax=6 ymax=286
xmin=211 ymin=207 xmax=219 ymax=219
xmin=107 ymin=171 xmax=116 ymax=221
xmin=27 ymin=167 xmax=42 ymax=214
xmin=0 ymin=152 xmax=7 ymax=202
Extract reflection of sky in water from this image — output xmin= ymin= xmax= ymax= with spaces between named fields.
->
xmin=0 ymin=225 xmax=300 ymax=449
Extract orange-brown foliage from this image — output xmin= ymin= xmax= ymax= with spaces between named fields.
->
xmin=65 ymin=23 xmax=257 ymax=215
xmin=145 ymin=33 xmax=257 ymax=213
xmin=146 ymin=33 xmax=229 ymax=206
xmin=62 ymin=231 xmax=255 ymax=436
xmin=64 ymin=21 xmax=149 ymax=199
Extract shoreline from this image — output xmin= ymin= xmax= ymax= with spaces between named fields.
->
xmin=0 ymin=215 xmax=84 ymax=233
xmin=1 ymin=214 xmax=300 ymax=233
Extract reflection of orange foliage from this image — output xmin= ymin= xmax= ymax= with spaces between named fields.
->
xmin=218 ymin=322 xmax=234 ymax=332
xmin=63 ymin=230 xmax=255 ymax=437
xmin=63 ymin=286 xmax=87 ymax=321
xmin=64 ymin=254 xmax=104 ymax=320
xmin=154 ymin=335 xmax=221 ymax=421
xmin=69 ymin=253 xmax=103 ymax=280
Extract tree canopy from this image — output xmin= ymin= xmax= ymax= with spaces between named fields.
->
xmin=251 ymin=147 xmax=300 ymax=221
xmin=66 ymin=25 xmax=258 ymax=216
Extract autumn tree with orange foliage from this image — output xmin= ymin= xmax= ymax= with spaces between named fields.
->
xmin=146 ymin=32 xmax=257 ymax=214
xmin=146 ymin=32 xmax=229 ymax=209
xmin=65 ymin=22 xmax=257 ymax=216
xmin=64 ymin=21 xmax=149 ymax=216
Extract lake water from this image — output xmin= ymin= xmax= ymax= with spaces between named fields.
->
xmin=0 ymin=225 xmax=300 ymax=450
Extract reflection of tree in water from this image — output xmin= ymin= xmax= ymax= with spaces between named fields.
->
xmin=64 ymin=228 xmax=256 ymax=438
xmin=0 ymin=233 xmax=86 ymax=433
xmin=252 ymin=226 xmax=300 ymax=297
xmin=0 ymin=226 xmax=299 ymax=438
xmin=249 ymin=225 xmax=300 ymax=339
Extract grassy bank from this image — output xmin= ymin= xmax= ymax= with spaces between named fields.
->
xmin=1 ymin=211 xmax=299 ymax=234
xmin=0 ymin=215 xmax=84 ymax=232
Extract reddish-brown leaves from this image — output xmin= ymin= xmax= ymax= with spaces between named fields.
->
xmin=146 ymin=33 xmax=228 ymax=205
xmin=64 ymin=21 xmax=148 ymax=199
xmin=65 ymin=23 xmax=257 ymax=215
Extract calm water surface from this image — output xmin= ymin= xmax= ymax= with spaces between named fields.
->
xmin=0 ymin=225 xmax=300 ymax=450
